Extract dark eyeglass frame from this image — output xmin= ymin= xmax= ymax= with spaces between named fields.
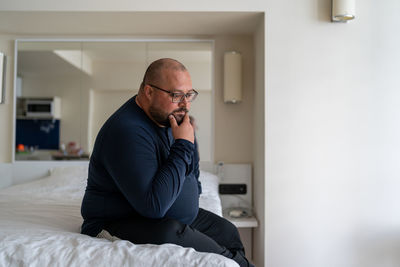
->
xmin=148 ymin=84 xmax=198 ymax=103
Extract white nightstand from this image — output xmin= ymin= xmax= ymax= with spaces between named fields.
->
xmin=225 ymin=215 xmax=258 ymax=228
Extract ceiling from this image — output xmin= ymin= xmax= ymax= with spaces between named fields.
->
xmin=0 ymin=11 xmax=263 ymax=36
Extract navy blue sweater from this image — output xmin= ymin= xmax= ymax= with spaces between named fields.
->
xmin=81 ymin=96 xmax=201 ymax=237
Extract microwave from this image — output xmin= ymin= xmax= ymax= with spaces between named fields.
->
xmin=25 ymin=97 xmax=61 ymax=118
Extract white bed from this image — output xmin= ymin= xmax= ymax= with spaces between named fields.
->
xmin=0 ymin=165 xmax=238 ymax=267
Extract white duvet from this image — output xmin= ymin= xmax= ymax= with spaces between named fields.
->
xmin=0 ymin=166 xmax=238 ymax=267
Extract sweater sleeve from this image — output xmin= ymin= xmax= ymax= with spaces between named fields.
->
xmin=102 ymin=125 xmax=195 ymax=219
xmin=194 ymin=139 xmax=201 ymax=195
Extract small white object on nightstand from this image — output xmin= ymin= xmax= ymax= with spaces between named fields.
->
xmin=223 ymin=208 xmax=258 ymax=228
xmin=229 ymin=209 xmax=246 ymax=218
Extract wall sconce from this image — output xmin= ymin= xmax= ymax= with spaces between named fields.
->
xmin=332 ymin=0 xmax=355 ymax=22
xmin=224 ymin=51 xmax=242 ymax=104
xmin=0 ymin=52 xmax=6 ymax=104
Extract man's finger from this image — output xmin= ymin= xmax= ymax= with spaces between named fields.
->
xmin=169 ymin=115 xmax=177 ymax=127
xmin=183 ymin=113 xmax=190 ymax=123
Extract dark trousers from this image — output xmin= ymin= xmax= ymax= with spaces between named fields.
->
xmin=104 ymin=208 xmax=254 ymax=267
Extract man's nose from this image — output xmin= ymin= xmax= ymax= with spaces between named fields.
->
xmin=179 ymin=96 xmax=188 ymax=106
xmin=178 ymin=103 xmax=187 ymax=110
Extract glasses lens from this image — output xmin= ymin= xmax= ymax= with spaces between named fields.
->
xmin=187 ymin=92 xmax=197 ymax=102
xmin=171 ymin=91 xmax=198 ymax=103
xmin=172 ymin=93 xmax=184 ymax=103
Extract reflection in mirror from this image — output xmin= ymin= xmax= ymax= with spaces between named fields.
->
xmin=15 ymin=40 xmax=213 ymax=162
xmin=82 ymin=42 xmax=147 ymax=153
xmin=15 ymin=41 xmax=213 ymax=161
xmin=16 ymin=42 xmax=84 ymax=161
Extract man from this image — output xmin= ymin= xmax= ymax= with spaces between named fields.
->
xmin=81 ymin=58 xmax=254 ymax=267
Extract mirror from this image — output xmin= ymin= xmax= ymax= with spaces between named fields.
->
xmin=15 ymin=40 xmax=213 ymax=162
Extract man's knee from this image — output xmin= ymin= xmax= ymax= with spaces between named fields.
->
xmin=214 ymin=216 xmax=240 ymax=236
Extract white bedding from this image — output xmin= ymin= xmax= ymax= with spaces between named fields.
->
xmin=0 ymin=166 xmax=237 ymax=267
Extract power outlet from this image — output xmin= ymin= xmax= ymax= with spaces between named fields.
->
xmin=219 ymin=184 xmax=247 ymax=195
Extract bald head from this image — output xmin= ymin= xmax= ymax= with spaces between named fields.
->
xmin=135 ymin=58 xmax=193 ymax=127
xmin=140 ymin=58 xmax=187 ymax=92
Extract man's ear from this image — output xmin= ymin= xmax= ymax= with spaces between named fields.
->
xmin=143 ymin=84 xmax=153 ymax=100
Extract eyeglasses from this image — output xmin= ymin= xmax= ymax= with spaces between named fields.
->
xmin=148 ymin=84 xmax=198 ymax=103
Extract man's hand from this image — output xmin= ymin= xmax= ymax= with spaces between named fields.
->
xmin=169 ymin=114 xmax=194 ymax=144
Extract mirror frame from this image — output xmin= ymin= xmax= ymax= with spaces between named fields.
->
xmin=0 ymin=52 xmax=5 ymax=104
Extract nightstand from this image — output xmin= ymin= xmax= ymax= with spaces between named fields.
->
xmin=224 ymin=215 xmax=258 ymax=228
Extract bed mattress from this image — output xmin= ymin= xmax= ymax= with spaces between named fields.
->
xmin=0 ymin=165 xmax=237 ymax=267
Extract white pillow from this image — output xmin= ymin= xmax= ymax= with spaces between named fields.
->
xmin=198 ymin=170 xmax=220 ymax=196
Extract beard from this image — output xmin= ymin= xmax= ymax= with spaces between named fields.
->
xmin=149 ymin=105 xmax=188 ymax=127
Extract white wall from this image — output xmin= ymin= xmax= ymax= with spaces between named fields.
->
xmin=266 ymin=1 xmax=400 ymax=267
